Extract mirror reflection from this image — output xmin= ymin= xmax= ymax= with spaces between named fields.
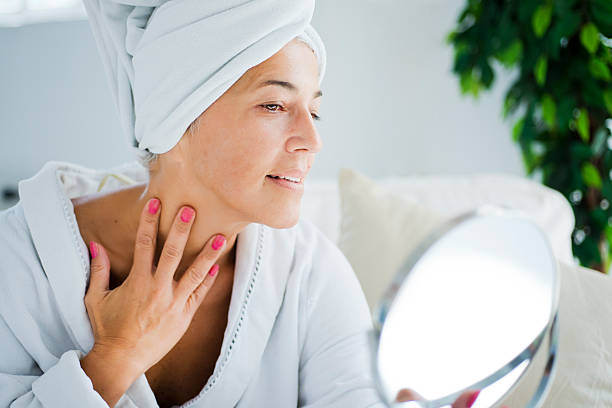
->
xmin=372 ymin=206 xmax=559 ymax=408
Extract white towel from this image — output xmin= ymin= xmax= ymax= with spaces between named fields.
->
xmin=82 ymin=0 xmax=327 ymax=154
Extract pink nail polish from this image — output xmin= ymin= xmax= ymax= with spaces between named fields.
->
xmin=180 ymin=207 xmax=194 ymax=223
xmin=148 ymin=198 xmax=160 ymax=214
xmin=89 ymin=241 xmax=98 ymax=259
xmin=212 ymin=235 xmax=225 ymax=250
xmin=208 ymin=264 xmax=219 ymax=277
xmin=466 ymin=390 xmax=480 ymax=408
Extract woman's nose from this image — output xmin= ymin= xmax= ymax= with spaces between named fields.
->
xmin=286 ymin=109 xmax=323 ymax=153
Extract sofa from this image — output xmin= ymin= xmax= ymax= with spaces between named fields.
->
xmin=300 ymin=168 xmax=612 ymax=408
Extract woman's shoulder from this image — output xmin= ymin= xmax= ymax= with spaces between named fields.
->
xmin=0 ymin=202 xmax=38 ymax=262
xmin=286 ymin=220 xmax=373 ymax=357
xmin=0 ymin=202 xmax=81 ymax=357
xmin=296 ymin=218 xmax=351 ymax=267
xmin=0 ymin=202 xmax=52 ymax=305
xmin=266 ymin=217 xmax=348 ymax=266
xmin=266 ymin=218 xmax=358 ymax=293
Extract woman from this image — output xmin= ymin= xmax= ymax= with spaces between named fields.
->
xmin=0 ymin=1 xmax=480 ymax=407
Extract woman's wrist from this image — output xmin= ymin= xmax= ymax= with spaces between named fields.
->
xmin=79 ymin=344 xmax=143 ymax=407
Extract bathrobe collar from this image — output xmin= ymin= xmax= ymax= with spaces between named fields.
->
xmin=18 ymin=160 xmax=294 ymax=407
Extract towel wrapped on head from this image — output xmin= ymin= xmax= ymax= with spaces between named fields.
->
xmin=82 ymin=0 xmax=327 ymax=154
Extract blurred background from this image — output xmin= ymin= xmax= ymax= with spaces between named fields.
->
xmin=0 ymin=0 xmax=525 ymax=211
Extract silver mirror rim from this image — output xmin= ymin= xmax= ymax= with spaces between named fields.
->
xmin=369 ymin=204 xmax=561 ymax=407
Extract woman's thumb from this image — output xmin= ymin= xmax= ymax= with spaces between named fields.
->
xmin=452 ymin=389 xmax=480 ymax=408
xmin=87 ymin=241 xmax=110 ymax=295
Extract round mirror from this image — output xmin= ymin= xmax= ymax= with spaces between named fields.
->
xmin=370 ymin=204 xmax=560 ymax=408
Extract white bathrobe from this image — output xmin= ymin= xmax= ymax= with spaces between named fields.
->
xmin=0 ymin=160 xmax=386 ymax=408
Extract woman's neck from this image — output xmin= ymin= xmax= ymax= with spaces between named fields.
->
xmin=73 ymin=181 xmax=249 ymax=289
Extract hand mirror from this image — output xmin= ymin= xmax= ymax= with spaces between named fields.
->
xmin=370 ymin=204 xmax=560 ymax=407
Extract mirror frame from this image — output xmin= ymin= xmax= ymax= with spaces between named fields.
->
xmin=368 ymin=205 xmax=560 ymax=408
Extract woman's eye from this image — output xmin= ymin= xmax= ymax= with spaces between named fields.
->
xmin=262 ymin=103 xmax=283 ymax=112
xmin=261 ymin=104 xmax=322 ymax=121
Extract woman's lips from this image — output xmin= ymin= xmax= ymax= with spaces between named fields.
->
xmin=266 ymin=175 xmax=304 ymax=191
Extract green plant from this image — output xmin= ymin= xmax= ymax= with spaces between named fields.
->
xmin=448 ymin=0 xmax=612 ymax=273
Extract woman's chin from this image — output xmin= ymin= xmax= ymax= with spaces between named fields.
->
xmin=261 ymin=209 xmax=301 ymax=229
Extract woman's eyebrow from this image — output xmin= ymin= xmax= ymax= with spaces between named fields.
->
xmin=256 ymin=79 xmax=322 ymax=99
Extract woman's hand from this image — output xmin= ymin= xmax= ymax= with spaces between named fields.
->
xmin=80 ymin=198 xmax=226 ymax=406
xmin=395 ymin=387 xmax=511 ymax=408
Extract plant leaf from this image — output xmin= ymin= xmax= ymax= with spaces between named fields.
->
xmin=459 ymin=71 xmax=472 ymax=95
xmin=590 ymin=0 xmax=612 ymax=37
xmin=532 ymin=4 xmax=553 ymax=38
xmin=496 ymin=40 xmax=523 ymax=68
xmin=581 ymin=162 xmax=602 ymax=189
xmin=580 ymin=22 xmax=600 ymax=54
xmin=557 ymin=96 xmax=576 ymax=129
xmin=541 ymin=94 xmax=556 ymax=128
xmin=513 ymin=117 xmax=525 ymax=142
xmin=504 ymin=93 xmax=518 ymax=118
xmin=602 ymin=180 xmax=612 ymax=202
xmin=589 ymin=58 xmax=612 ymax=81
xmin=577 ymin=108 xmax=591 ymax=143
xmin=604 ymin=89 xmax=612 ymax=115
xmin=534 ymin=56 xmax=548 ymax=86
xmin=606 ymin=225 xmax=612 ymax=245
xmin=469 ymin=71 xmax=480 ymax=97
xmin=479 ymin=60 xmax=494 ymax=88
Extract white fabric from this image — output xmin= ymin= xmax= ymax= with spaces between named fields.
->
xmin=0 ymin=160 xmax=384 ymax=408
xmin=300 ymin=169 xmax=575 ymax=266
xmin=81 ymin=0 xmax=327 ymax=154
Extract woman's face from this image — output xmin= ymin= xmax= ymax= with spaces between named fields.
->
xmin=154 ymin=38 xmax=323 ymax=229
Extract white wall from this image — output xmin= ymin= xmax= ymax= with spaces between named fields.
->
xmin=0 ymin=0 xmax=525 ymax=209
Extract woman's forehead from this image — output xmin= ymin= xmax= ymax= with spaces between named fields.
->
xmin=224 ymin=40 xmax=319 ymax=99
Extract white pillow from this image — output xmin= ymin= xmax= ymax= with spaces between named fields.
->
xmin=341 ymin=169 xmax=576 ymax=266
xmin=337 ymin=167 xmax=612 ymax=407
xmin=337 ymin=168 xmax=454 ymax=309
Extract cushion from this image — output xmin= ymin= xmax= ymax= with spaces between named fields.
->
xmin=301 ymin=179 xmax=341 ymax=244
xmin=337 ymin=168 xmax=576 ymax=308
xmin=336 ymin=167 xmax=612 ymax=408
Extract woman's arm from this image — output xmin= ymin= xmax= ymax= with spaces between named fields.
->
xmin=0 ymin=313 xmax=110 ymax=408
xmin=0 ymin=207 xmax=112 ymax=407
xmin=78 ymin=345 xmax=140 ymax=408
xmin=297 ymin=233 xmax=386 ymax=408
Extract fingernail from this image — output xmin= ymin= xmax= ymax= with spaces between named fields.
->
xmin=89 ymin=241 xmax=98 ymax=259
xmin=148 ymin=198 xmax=160 ymax=214
xmin=212 ymin=235 xmax=226 ymax=250
xmin=180 ymin=207 xmax=194 ymax=223
xmin=208 ymin=264 xmax=219 ymax=277
xmin=466 ymin=390 xmax=480 ymax=408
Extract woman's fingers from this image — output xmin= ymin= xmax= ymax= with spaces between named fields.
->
xmin=129 ymin=199 xmax=225 ymax=307
xmin=395 ymin=388 xmax=423 ymax=402
xmin=451 ymin=389 xmax=480 ymax=408
xmin=175 ymin=234 xmax=226 ymax=311
xmin=394 ymin=388 xmax=481 ymax=408
xmin=85 ymin=241 xmax=111 ymax=303
xmin=131 ymin=198 xmax=161 ymax=281
xmin=154 ymin=206 xmax=196 ymax=284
